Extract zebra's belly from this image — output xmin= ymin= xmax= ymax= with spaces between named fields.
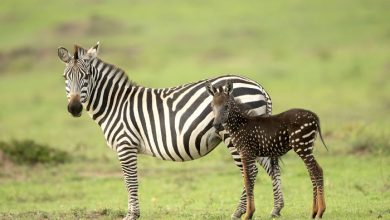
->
xmin=137 ymin=129 xmax=222 ymax=161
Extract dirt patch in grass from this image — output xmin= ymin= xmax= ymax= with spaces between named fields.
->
xmin=55 ymin=15 xmax=133 ymax=37
xmin=0 ymin=149 xmax=14 ymax=177
xmin=0 ymin=46 xmax=55 ymax=74
xmin=0 ymin=208 xmax=126 ymax=220
xmin=349 ymin=132 xmax=390 ymax=155
xmin=0 ymin=47 xmax=38 ymax=73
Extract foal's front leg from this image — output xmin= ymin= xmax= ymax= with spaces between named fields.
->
xmin=223 ymin=137 xmax=258 ymax=220
xmin=241 ymin=155 xmax=257 ymax=220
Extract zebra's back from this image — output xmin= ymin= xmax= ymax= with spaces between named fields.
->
xmin=123 ymin=75 xmax=272 ymax=161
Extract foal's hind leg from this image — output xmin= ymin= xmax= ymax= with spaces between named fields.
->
xmin=297 ymin=153 xmax=326 ymax=219
xmin=314 ymin=160 xmax=326 ymax=218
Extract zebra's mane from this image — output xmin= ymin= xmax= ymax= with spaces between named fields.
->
xmin=95 ymin=57 xmax=138 ymax=87
xmin=73 ymin=45 xmax=137 ymax=87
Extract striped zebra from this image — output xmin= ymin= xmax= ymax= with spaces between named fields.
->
xmin=57 ymin=42 xmax=284 ymax=220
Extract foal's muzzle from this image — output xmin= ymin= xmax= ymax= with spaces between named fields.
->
xmin=67 ymin=98 xmax=82 ymax=117
xmin=213 ymin=123 xmax=224 ymax=132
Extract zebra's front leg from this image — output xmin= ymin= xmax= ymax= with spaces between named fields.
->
xmin=257 ymin=157 xmax=284 ymax=217
xmin=117 ymin=146 xmax=140 ymax=220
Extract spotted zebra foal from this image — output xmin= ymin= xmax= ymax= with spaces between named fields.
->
xmin=206 ymin=81 xmax=327 ymax=220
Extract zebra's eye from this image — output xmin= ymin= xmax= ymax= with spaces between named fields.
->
xmin=81 ymin=73 xmax=90 ymax=79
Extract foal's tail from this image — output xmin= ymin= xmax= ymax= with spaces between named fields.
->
xmin=314 ymin=113 xmax=329 ymax=151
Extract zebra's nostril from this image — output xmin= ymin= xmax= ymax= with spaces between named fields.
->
xmin=67 ymin=101 xmax=82 ymax=117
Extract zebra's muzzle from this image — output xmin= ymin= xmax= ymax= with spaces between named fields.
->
xmin=67 ymin=100 xmax=82 ymax=117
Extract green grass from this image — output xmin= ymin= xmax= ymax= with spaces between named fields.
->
xmin=0 ymin=153 xmax=389 ymax=219
xmin=0 ymin=0 xmax=389 ymax=219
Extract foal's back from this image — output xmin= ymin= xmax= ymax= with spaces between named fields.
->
xmin=249 ymin=108 xmax=319 ymax=131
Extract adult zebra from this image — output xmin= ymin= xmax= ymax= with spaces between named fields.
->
xmin=57 ymin=42 xmax=284 ymax=220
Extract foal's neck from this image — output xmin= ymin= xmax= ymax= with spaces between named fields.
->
xmin=225 ymin=99 xmax=248 ymax=133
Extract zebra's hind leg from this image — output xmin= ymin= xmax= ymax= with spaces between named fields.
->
xmin=117 ymin=144 xmax=140 ymax=220
xmin=257 ymin=157 xmax=284 ymax=217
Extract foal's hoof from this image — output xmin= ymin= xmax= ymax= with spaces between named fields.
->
xmin=231 ymin=214 xmax=242 ymax=220
xmin=312 ymin=210 xmax=325 ymax=219
xmin=243 ymin=214 xmax=253 ymax=220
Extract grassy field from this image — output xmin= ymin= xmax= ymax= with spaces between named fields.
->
xmin=0 ymin=0 xmax=389 ymax=219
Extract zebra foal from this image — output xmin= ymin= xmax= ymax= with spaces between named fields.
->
xmin=57 ymin=42 xmax=285 ymax=219
xmin=207 ymin=80 xmax=327 ymax=219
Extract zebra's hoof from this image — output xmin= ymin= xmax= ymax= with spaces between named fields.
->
xmin=270 ymin=209 xmax=280 ymax=218
xmin=122 ymin=213 xmax=140 ymax=220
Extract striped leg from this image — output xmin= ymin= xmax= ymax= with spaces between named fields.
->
xmin=224 ymin=138 xmax=257 ymax=220
xmin=225 ymin=145 xmax=284 ymax=218
xmin=247 ymin=104 xmax=284 ymax=216
xmin=258 ymin=157 xmax=284 ymax=217
xmin=241 ymin=156 xmax=257 ymax=220
xmin=117 ymin=145 xmax=140 ymax=220
xmin=295 ymin=152 xmax=326 ymax=219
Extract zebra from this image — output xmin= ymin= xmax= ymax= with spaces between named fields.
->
xmin=57 ymin=42 xmax=284 ymax=220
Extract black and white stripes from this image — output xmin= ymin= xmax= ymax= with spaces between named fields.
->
xmin=83 ymin=60 xmax=270 ymax=161
xmin=58 ymin=43 xmax=282 ymax=220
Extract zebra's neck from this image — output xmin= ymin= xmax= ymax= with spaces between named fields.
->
xmin=225 ymin=99 xmax=248 ymax=133
xmin=85 ymin=58 xmax=135 ymax=126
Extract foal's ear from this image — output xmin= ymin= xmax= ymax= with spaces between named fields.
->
xmin=58 ymin=47 xmax=71 ymax=63
xmin=205 ymin=81 xmax=216 ymax=96
xmin=224 ymin=80 xmax=233 ymax=95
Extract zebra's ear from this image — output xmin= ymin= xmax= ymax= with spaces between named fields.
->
xmin=82 ymin=42 xmax=99 ymax=60
xmin=58 ymin=47 xmax=71 ymax=63
xmin=205 ymin=81 xmax=216 ymax=96
xmin=224 ymin=80 xmax=233 ymax=95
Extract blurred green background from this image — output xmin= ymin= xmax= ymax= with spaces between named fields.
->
xmin=0 ymin=0 xmax=389 ymax=219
